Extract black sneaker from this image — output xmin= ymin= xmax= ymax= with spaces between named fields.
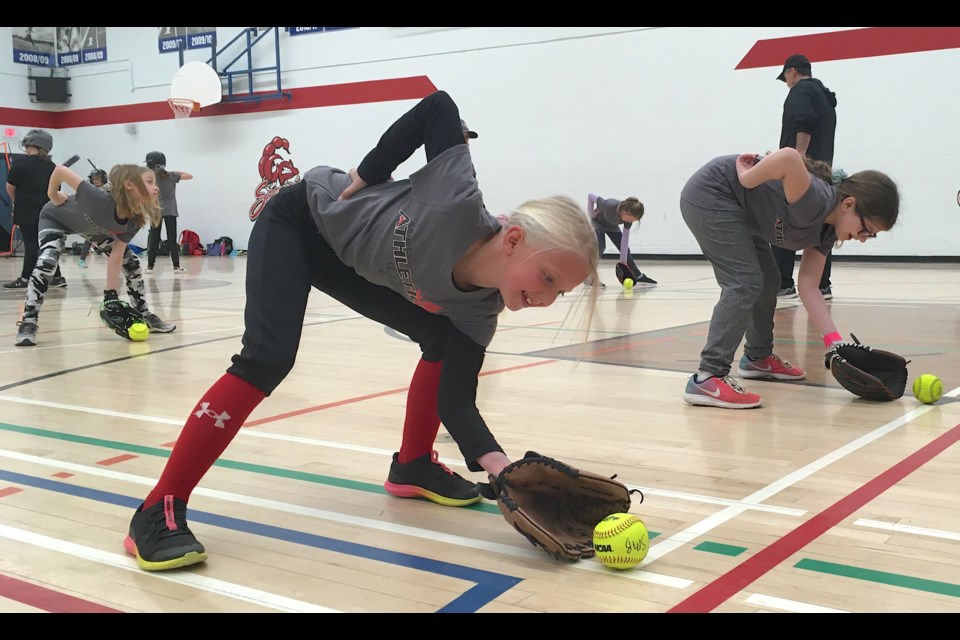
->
xmin=50 ymin=276 xmax=67 ymax=288
xmin=777 ymin=286 xmax=798 ymax=299
xmin=820 ymin=286 xmax=833 ymax=300
xmin=3 ymin=277 xmax=28 ymax=289
xmin=124 ymin=496 xmax=207 ymax=571
xmin=384 ymin=451 xmax=481 ymax=506
xmin=635 ymin=273 xmax=658 ymax=286
xmin=15 ymin=320 xmax=38 ymax=347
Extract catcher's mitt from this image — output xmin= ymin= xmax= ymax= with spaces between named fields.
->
xmin=477 ymin=451 xmax=643 ymax=561
xmin=99 ymin=295 xmax=145 ymax=341
xmin=824 ymin=333 xmax=910 ymax=401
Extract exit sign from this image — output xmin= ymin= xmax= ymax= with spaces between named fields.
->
xmin=3 ymin=128 xmax=14 ymax=137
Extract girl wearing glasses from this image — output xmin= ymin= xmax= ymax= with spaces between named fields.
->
xmin=679 ymin=147 xmax=900 ymax=409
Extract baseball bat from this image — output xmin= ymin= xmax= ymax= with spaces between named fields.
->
xmin=63 ymin=154 xmax=80 ymax=168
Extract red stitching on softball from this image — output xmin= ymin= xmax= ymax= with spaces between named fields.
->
xmin=594 ymin=516 xmax=641 ymax=540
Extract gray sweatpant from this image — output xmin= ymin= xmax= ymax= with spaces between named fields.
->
xmin=679 ymin=199 xmax=780 ymax=377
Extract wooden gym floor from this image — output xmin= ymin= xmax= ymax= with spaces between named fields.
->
xmin=0 ymin=253 xmax=958 ymax=613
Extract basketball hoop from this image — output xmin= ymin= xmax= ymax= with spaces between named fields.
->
xmin=167 ymin=98 xmax=199 ymax=125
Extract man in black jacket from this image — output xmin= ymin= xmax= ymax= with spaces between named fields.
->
xmin=773 ymin=54 xmax=838 ymax=300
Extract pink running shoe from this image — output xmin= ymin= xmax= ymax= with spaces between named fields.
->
xmin=683 ymin=374 xmax=762 ymax=409
xmin=737 ymin=354 xmax=806 ymax=380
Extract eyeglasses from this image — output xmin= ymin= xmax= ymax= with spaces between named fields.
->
xmin=857 ymin=210 xmax=878 ymax=239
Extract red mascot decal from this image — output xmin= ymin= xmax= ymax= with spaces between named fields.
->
xmin=249 ymin=136 xmax=302 ymax=222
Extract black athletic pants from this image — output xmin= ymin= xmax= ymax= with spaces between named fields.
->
xmin=147 ymin=216 xmax=181 ymax=268
xmin=227 ymin=181 xmax=454 ymax=396
xmin=771 ymin=244 xmax=832 ymax=289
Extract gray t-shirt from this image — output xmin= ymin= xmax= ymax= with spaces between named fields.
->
xmin=305 ymin=145 xmax=504 ymax=347
xmin=680 ymin=155 xmax=838 ymax=254
xmin=39 ymin=180 xmax=139 ymax=243
xmin=594 ymin=196 xmax=625 ymax=231
xmin=157 ymin=171 xmax=182 ymax=217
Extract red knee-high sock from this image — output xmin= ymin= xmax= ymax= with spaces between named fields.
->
xmin=144 ymin=373 xmax=266 ymax=508
xmin=398 ymin=358 xmax=443 ymax=464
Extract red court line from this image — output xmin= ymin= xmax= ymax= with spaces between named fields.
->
xmin=245 ymin=360 xmax=555 ymax=427
xmin=0 ymin=573 xmax=122 ymax=613
xmin=0 ymin=76 xmax=437 ymax=129
xmin=96 ymin=454 xmax=137 ymax=466
xmin=737 ymin=27 xmax=960 ymax=70
xmin=668 ymin=422 xmax=960 ymax=613
xmin=0 ymin=487 xmax=23 ymax=498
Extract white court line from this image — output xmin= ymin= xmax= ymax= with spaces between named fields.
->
xmin=854 ymin=519 xmax=960 ymax=542
xmin=0 ymin=523 xmax=338 ymax=613
xmin=642 ymin=397 xmax=951 ymax=566
xmin=0 ymin=448 xmax=690 ymax=589
xmin=745 ymin=593 xmax=846 ymax=613
xmin=4 ymin=387 xmax=954 ymax=585
xmin=0 ymin=395 xmax=805 ymax=516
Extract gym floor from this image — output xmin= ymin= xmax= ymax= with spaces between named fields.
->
xmin=1 ymin=255 xmax=958 ymax=612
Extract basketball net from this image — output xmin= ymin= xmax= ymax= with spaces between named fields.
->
xmin=168 ymin=98 xmax=198 ymax=127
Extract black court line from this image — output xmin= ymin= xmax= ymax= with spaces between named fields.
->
xmin=0 ymin=317 xmax=360 ymax=392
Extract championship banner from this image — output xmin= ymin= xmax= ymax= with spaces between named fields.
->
xmin=159 ymin=27 xmax=216 ymax=53
xmin=287 ymin=27 xmax=356 ymax=36
xmin=12 ymin=27 xmax=54 ymax=67
xmin=56 ymin=27 xmax=108 ymax=66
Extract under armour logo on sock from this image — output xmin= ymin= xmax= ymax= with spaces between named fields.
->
xmin=194 ymin=402 xmax=231 ymax=428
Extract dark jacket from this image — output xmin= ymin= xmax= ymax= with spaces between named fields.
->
xmin=779 ymin=77 xmax=838 ymax=165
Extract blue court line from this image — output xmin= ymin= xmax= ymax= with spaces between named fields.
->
xmin=0 ymin=468 xmax=522 ymax=613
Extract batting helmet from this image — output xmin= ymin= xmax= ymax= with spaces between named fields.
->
xmin=89 ymin=168 xmax=108 ymax=185
xmin=21 ymin=129 xmax=53 ymax=153
xmin=144 ymin=151 xmax=166 ymax=169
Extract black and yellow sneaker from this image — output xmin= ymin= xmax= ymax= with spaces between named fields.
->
xmin=124 ymin=495 xmax=207 ymax=571
xmin=384 ymin=450 xmax=481 ymax=507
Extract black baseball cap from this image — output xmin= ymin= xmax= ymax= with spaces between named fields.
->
xmin=777 ymin=54 xmax=811 ymax=81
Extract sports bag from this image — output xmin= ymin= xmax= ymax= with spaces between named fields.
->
xmin=206 ymin=236 xmax=234 ymax=256
xmin=179 ymin=229 xmax=203 ymax=256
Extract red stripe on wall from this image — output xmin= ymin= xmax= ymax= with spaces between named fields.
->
xmin=737 ymin=27 xmax=960 ymax=70
xmin=0 ymin=75 xmax=438 ymax=129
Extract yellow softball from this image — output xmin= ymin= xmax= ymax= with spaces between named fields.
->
xmin=593 ymin=512 xmax=649 ymax=570
xmin=912 ymin=374 xmax=942 ymax=404
xmin=128 ymin=322 xmax=150 ymax=342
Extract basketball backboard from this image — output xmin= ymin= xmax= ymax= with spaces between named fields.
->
xmin=170 ymin=61 xmax=222 ymax=108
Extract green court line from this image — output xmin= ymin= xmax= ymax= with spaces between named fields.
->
xmin=0 ymin=421 xmax=498 ymax=513
xmin=1 ymin=420 xmax=664 ymax=536
xmin=16 ymin=414 xmax=960 ymax=599
xmin=796 ymin=558 xmax=960 ymax=598
xmin=694 ymin=541 xmax=746 ymax=556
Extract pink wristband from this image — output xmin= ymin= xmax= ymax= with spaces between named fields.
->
xmin=823 ymin=332 xmax=843 ymax=348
